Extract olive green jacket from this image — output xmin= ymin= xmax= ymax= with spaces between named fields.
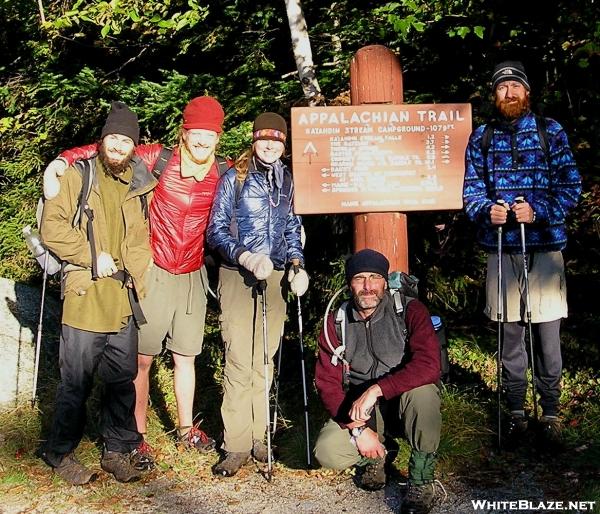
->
xmin=41 ymin=156 xmax=157 ymax=299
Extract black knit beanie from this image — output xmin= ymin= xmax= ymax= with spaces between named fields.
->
xmin=345 ymin=249 xmax=390 ymax=283
xmin=253 ymin=112 xmax=287 ymax=143
xmin=101 ymin=101 xmax=140 ymax=145
xmin=491 ymin=61 xmax=530 ymax=91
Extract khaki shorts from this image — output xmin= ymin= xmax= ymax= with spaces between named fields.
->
xmin=485 ymin=251 xmax=567 ymax=323
xmin=138 ymin=265 xmax=208 ymax=356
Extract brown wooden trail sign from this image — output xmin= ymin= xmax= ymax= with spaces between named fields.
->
xmin=291 ymin=104 xmax=472 ymax=215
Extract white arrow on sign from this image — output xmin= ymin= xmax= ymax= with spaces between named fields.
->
xmin=303 ymin=141 xmax=318 ymax=164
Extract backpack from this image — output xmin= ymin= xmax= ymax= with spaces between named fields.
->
xmin=332 ymin=272 xmax=449 ymax=390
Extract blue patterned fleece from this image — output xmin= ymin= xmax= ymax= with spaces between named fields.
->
xmin=463 ymin=111 xmax=581 ymax=252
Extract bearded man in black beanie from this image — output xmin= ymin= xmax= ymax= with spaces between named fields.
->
xmin=463 ymin=60 xmax=581 ymax=446
xmin=39 ymin=101 xmax=157 ymax=485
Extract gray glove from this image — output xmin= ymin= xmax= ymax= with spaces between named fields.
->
xmin=238 ymin=251 xmax=274 ymax=280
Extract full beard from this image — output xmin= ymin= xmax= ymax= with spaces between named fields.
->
xmin=353 ymin=289 xmax=385 ymax=311
xmin=99 ymin=145 xmax=135 ymax=177
xmin=496 ymin=94 xmax=530 ymax=120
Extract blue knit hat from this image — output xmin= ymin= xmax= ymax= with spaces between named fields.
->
xmin=345 ymin=249 xmax=389 ymax=283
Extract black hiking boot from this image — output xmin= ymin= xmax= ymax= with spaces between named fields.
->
xmin=401 ymin=481 xmax=436 ymax=514
xmin=358 ymin=456 xmax=386 ymax=491
xmin=212 ymin=451 xmax=251 ymax=477
xmin=505 ymin=413 xmax=528 ymax=446
xmin=101 ymin=450 xmax=141 ymax=483
xmin=539 ymin=416 xmax=563 ymax=446
xmin=53 ymin=453 xmax=97 ymax=486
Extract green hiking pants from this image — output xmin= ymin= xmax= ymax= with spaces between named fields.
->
xmin=218 ymin=267 xmax=287 ymax=453
xmin=314 ymin=383 xmax=441 ymax=470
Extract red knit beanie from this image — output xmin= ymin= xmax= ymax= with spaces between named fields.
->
xmin=182 ymin=96 xmax=225 ymax=133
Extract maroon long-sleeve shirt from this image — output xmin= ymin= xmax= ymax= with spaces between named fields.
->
xmin=315 ymin=297 xmax=440 ymax=427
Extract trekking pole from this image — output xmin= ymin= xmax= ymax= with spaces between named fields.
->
xmin=32 ymin=250 xmax=50 ymax=407
xmin=258 ymin=279 xmax=273 ymax=481
xmin=296 ymin=294 xmax=312 ymax=467
xmin=271 ymin=328 xmax=284 ymax=435
xmin=515 ymin=196 xmax=539 ymax=421
xmin=495 ymin=199 xmax=506 ymax=449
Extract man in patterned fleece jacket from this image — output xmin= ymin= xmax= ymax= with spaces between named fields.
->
xmin=463 ymin=61 xmax=581 ymax=444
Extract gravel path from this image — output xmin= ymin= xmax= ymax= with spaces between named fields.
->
xmin=1 ymin=462 xmax=555 ymax=514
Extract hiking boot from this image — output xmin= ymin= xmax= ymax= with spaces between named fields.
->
xmin=506 ymin=413 xmax=528 ymax=442
xmin=179 ymin=425 xmax=216 ymax=453
xmin=212 ymin=451 xmax=251 ymax=477
xmin=358 ymin=457 xmax=386 ymax=491
xmin=101 ymin=450 xmax=141 ymax=483
xmin=252 ymin=439 xmax=275 ymax=463
xmin=54 ymin=453 xmax=97 ymax=486
xmin=401 ymin=481 xmax=436 ymax=514
xmin=539 ymin=416 xmax=563 ymax=445
xmin=130 ymin=440 xmax=155 ymax=471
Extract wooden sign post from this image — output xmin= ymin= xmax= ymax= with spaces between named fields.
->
xmin=351 ymin=45 xmax=408 ymax=272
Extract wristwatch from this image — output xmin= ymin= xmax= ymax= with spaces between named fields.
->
xmin=351 ymin=426 xmax=366 ymax=438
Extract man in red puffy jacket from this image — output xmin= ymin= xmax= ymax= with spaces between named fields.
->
xmin=43 ymin=96 xmax=230 ymax=468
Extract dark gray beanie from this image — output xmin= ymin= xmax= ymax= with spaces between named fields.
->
xmin=345 ymin=249 xmax=390 ymax=283
xmin=491 ymin=61 xmax=530 ymax=91
xmin=100 ymin=101 xmax=139 ymax=145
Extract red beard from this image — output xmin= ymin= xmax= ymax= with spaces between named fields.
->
xmin=496 ymin=94 xmax=530 ymax=120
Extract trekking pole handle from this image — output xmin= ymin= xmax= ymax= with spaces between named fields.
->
xmin=514 ymin=196 xmax=525 ymax=204
xmin=257 ymin=279 xmax=267 ymax=292
xmin=496 ymin=199 xmax=508 ymax=207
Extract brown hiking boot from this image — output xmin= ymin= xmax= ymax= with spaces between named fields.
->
xmin=179 ymin=425 xmax=216 ymax=453
xmin=540 ymin=416 xmax=563 ymax=446
xmin=251 ymin=439 xmax=273 ymax=463
xmin=402 ymin=481 xmax=436 ymax=514
xmin=358 ymin=457 xmax=386 ymax=491
xmin=212 ymin=451 xmax=251 ymax=477
xmin=130 ymin=440 xmax=155 ymax=471
xmin=101 ymin=450 xmax=141 ymax=483
xmin=54 ymin=453 xmax=97 ymax=485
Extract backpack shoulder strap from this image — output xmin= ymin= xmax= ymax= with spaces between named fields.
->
xmin=73 ymin=159 xmax=95 ymax=228
xmin=333 ymin=301 xmax=348 ymax=366
xmin=73 ymin=158 xmax=98 ymax=279
xmin=534 ymin=114 xmax=549 ymax=157
xmin=151 ymin=147 xmax=173 ymax=179
xmin=215 ymin=155 xmax=230 ymax=177
xmin=234 ymin=176 xmax=244 ymax=207
xmin=481 ymin=124 xmax=494 ymax=161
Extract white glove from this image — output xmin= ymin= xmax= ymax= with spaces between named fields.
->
xmin=238 ymin=251 xmax=274 ymax=280
xmin=96 ymin=251 xmax=117 ymax=278
xmin=43 ymin=158 xmax=68 ymax=200
xmin=288 ymin=266 xmax=309 ymax=296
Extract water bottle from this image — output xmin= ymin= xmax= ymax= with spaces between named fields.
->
xmin=22 ymin=225 xmax=61 ymax=275
xmin=431 ymin=315 xmax=450 ymax=382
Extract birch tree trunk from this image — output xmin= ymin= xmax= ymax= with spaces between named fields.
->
xmin=284 ymin=0 xmax=323 ymax=105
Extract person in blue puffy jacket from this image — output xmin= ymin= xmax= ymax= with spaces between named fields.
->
xmin=207 ymin=112 xmax=309 ymax=476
